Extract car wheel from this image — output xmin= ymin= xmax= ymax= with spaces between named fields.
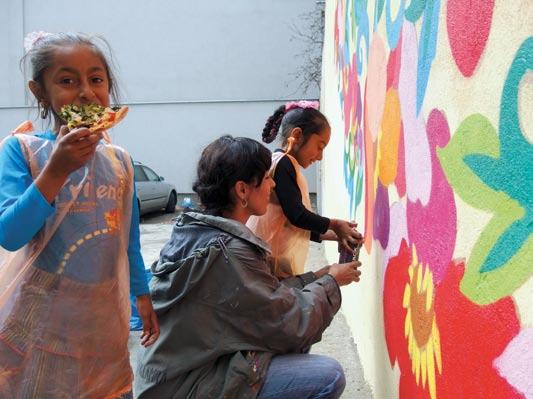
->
xmin=165 ymin=192 xmax=177 ymax=213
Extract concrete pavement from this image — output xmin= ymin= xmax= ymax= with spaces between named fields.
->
xmin=129 ymin=210 xmax=373 ymax=398
xmin=305 ymin=243 xmax=373 ymax=399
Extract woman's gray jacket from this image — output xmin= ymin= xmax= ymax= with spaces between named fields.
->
xmin=135 ymin=212 xmax=342 ymax=399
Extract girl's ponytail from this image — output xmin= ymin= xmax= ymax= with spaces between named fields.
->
xmin=262 ymin=105 xmax=286 ymax=144
xmin=263 ymin=100 xmax=328 ymax=147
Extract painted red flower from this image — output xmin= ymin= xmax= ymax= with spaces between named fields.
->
xmin=384 ymin=240 xmax=523 ymax=399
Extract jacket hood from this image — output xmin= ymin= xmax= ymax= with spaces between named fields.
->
xmin=183 ymin=212 xmax=271 ymax=253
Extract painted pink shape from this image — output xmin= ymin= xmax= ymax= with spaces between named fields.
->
xmin=343 ymin=57 xmax=360 ymax=138
xmin=334 ymin=1 xmax=346 ymax=66
xmin=447 ymin=0 xmax=495 ymax=77
xmin=398 ymin=22 xmax=431 ymax=206
xmin=387 ymin=33 xmax=402 ymax=90
xmin=494 ymin=328 xmax=533 ymax=398
xmin=395 ymin=123 xmax=406 ymax=197
xmin=365 ymin=34 xmax=387 ymax=142
xmin=407 ymin=109 xmax=457 ymax=283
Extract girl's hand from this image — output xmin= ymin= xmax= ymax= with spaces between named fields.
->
xmin=46 ymin=125 xmax=103 ymax=178
xmin=136 ymin=294 xmax=160 ymax=347
xmin=328 ymin=261 xmax=362 ymax=286
xmin=36 ymin=126 xmax=104 ymax=203
xmin=329 ymin=219 xmax=363 ymax=251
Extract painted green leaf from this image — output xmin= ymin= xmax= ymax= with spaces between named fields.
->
xmin=437 ymin=38 xmax=533 ymax=304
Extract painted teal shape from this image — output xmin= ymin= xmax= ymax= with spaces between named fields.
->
xmin=374 ymin=0 xmax=385 ymax=28
xmin=438 ymin=39 xmax=533 ymax=304
xmin=405 ymin=0 xmax=427 ymax=22
xmin=354 ymin=128 xmax=364 ymax=216
xmin=355 ymin=0 xmax=370 ymax=74
xmin=464 ymin=37 xmax=533 ymax=273
xmin=349 ymin=0 xmax=358 ymax=38
xmin=386 ymin=0 xmax=405 ymax=49
xmin=416 ymin=0 xmax=440 ymax=114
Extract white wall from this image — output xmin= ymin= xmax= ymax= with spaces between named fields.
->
xmin=0 ymin=0 xmax=321 ymax=192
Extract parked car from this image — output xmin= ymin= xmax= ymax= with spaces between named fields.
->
xmin=133 ymin=161 xmax=177 ymax=216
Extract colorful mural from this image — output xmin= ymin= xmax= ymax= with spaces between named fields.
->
xmin=331 ymin=0 xmax=532 ymax=397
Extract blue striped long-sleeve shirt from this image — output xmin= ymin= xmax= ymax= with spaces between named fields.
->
xmin=0 ymin=132 xmax=149 ymax=296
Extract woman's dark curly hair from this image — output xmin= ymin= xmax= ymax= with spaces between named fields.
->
xmin=262 ymin=105 xmax=330 ymax=146
xmin=192 ymin=135 xmax=272 ymax=215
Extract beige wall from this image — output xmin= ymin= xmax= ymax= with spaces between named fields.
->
xmin=320 ymin=0 xmax=532 ymax=398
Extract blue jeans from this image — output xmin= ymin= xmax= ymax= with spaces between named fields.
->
xmin=257 ymin=354 xmax=346 ymax=399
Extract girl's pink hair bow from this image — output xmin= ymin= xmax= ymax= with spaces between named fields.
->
xmin=285 ymin=100 xmax=320 ymax=112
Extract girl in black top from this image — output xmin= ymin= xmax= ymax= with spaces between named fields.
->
xmin=247 ymin=101 xmax=362 ymax=277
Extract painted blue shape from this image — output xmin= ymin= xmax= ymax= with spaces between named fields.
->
xmin=416 ymin=0 xmax=440 ymax=114
xmin=355 ymin=0 xmax=370 ymax=75
xmin=344 ymin=0 xmax=356 ymax=65
xmin=386 ymin=0 xmax=405 ymax=50
xmin=343 ymin=42 xmax=351 ymax=71
xmin=353 ymin=0 xmax=368 ymax=25
xmin=354 ymin=161 xmax=364 ymax=216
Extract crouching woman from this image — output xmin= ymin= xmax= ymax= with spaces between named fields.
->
xmin=135 ymin=135 xmax=361 ymax=399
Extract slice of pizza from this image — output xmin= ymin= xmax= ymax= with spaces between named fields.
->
xmin=60 ymin=104 xmax=128 ymax=132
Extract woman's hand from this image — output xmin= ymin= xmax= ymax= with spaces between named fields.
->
xmin=329 ymin=219 xmax=363 ymax=251
xmin=328 ymin=261 xmax=362 ymax=286
xmin=36 ymin=126 xmax=103 ymax=203
xmin=136 ymin=294 xmax=160 ymax=347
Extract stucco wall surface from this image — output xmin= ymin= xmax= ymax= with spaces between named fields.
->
xmin=320 ymin=0 xmax=532 ymax=398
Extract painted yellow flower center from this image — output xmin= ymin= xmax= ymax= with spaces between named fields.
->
xmin=410 ymin=265 xmax=435 ymax=347
xmin=403 ymin=245 xmax=442 ymax=399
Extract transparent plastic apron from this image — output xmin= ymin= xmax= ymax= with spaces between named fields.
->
xmin=0 ymin=132 xmax=133 ymax=398
xmin=247 ymin=152 xmax=311 ymax=277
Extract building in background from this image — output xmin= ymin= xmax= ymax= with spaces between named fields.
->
xmin=320 ymin=1 xmax=532 ymax=398
xmin=0 ymin=0 xmax=324 ymax=193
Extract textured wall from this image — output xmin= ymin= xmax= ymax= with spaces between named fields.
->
xmin=320 ymin=0 xmax=532 ymax=398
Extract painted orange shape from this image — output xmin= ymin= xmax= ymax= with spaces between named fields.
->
xmin=379 ymin=89 xmax=402 ymax=186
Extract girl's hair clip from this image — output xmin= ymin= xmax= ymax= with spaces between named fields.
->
xmin=285 ymin=100 xmax=320 ymax=112
xmin=24 ymin=31 xmax=53 ymax=53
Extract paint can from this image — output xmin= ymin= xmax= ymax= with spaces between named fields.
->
xmin=339 ymin=242 xmax=362 ymax=263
